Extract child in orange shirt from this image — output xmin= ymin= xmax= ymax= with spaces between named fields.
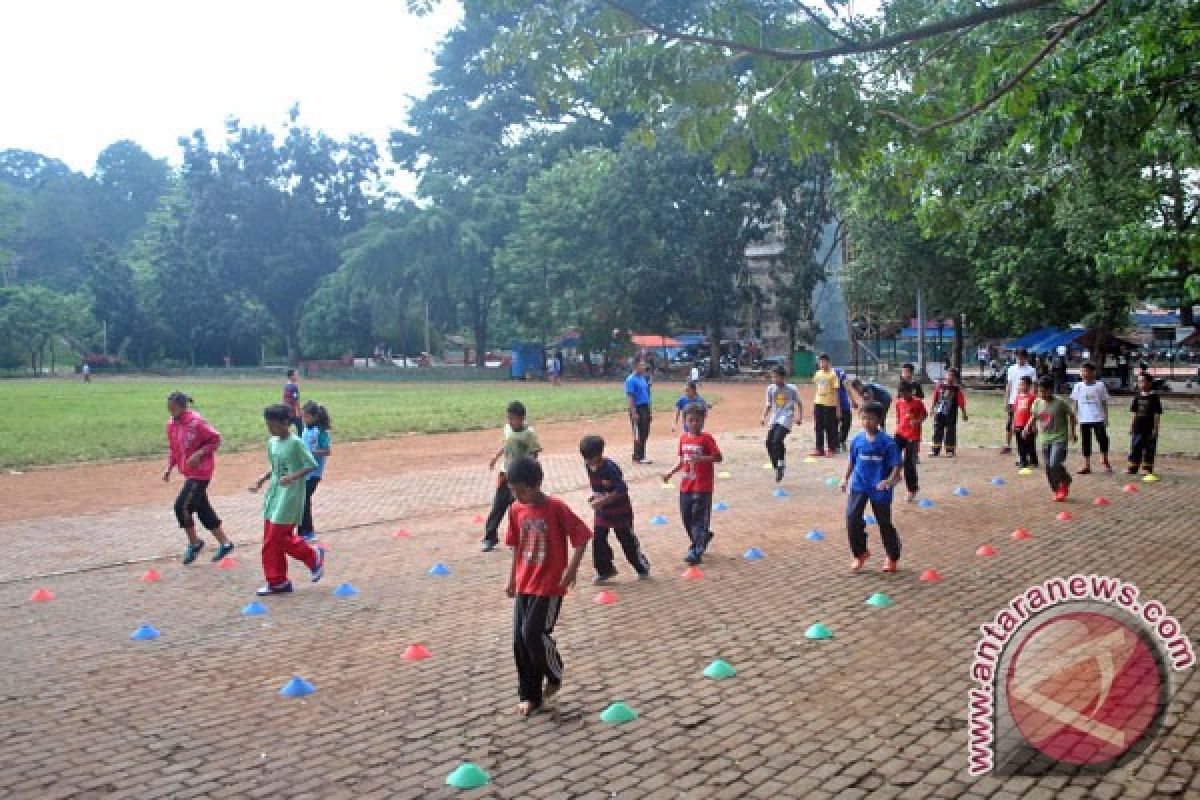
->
xmin=892 ymin=381 xmax=928 ymax=503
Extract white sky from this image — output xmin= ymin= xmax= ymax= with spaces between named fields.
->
xmin=0 ymin=0 xmax=462 ymax=189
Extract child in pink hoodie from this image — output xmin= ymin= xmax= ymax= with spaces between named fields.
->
xmin=164 ymin=392 xmax=235 ymax=564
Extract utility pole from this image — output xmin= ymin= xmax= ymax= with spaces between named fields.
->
xmin=915 ymin=286 xmax=928 ymax=381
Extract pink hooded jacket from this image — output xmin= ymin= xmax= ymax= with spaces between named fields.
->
xmin=166 ymin=409 xmax=222 ymax=481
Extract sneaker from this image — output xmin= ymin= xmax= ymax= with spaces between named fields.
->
xmin=906 ymin=492 xmax=917 ymax=503
xmin=946 ymin=451 xmax=956 ymax=458
xmin=310 ymin=545 xmax=325 ymax=583
xmin=1077 ymin=466 xmax=1092 ymax=475
xmin=684 ymin=549 xmax=699 ymax=566
xmin=299 ymin=531 xmax=316 ymax=542
xmin=1054 ymin=488 xmax=1067 ymax=502
xmin=211 ymin=541 xmax=234 ymax=562
xmin=1000 ymin=446 xmax=1012 ymax=455
xmin=480 ymin=540 xmax=497 ymax=552
xmin=1102 ymin=460 xmax=1113 ymax=473
xmin=929 ymin=449 xmax=940 ymax=457
xmin=881 ymin=558 xmax=899 ymax=573
xmin=775 ymin=464 xmax=785 ymax=483
xmin=850 ymin=551 xmax=870 ymax=573
xmin=637 ymin=569 xmax=650 ymax=580
xmin=593 ymin=572 xmax=617 ymax=585
xmin=256 ymin=581 xmax=294 ymax=596
xmin=1015 ymin=460 xmax=1025 ymax=467
xmin=809 ymin=450 xmax=824 ymax=457
xmin=1126 ymin=466 xmax=1138 ymax=475
xmin=182 ymin=541 xmax=205 ymax=566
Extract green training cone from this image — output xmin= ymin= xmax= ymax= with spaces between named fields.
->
xmin=703 ymin=659 xmax=737 ymax=679
xmin=445 ymin=763 xmax=491 ymax=789
xmin=600 ymin=702 xmax=639 ymax=724
xmin=866 ymin=592 xmax=894 ymax=608
xmin=804 ymin=623 xmax=833 ymax=640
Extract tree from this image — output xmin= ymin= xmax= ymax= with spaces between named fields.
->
xmin=93 ymin=140 xmax=172 ymax=245
xmin=85 ymin=241 xmax=144 ymax=358
xmin=0 ymin=284 xmax=92 ymax=373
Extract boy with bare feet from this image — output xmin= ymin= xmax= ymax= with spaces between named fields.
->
xmin=504 ymin=457 xmax=591 ymax=717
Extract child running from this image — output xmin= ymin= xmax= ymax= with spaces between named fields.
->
xmin=663 ymin=403 xmax=723 ymax=565
xmin=840 ymin=402 xmax=904 ymax=573
xmin=282 ymin=369 xmax=302 ymax=436
xmin=580 ymin=435 xmax=650 ymax=584
xmin=249 ymin=405 xmax=325 ymax=595
xmin=929 ymin=368 xmax=968 ymax=457
xmin=483 ymin=401 xmax=542 ymax=552
xmin=1070 ymin=362 xmax=1112 ymax=474
xmin=761 ymin=365 xmax=802 ymax=483
xmin=1128 ymin=372 xmax=1163 ymax=475
xmin=163 ymin=392 xmax=235 ymax=564
xmin=299 ymin=401 xmax=332 ymax=542
xmin=672 ymin=381 xmax=707 ymax=433
xmin=892 ymin=381 xmax=927 ymax=503
xmin=504 ymin=457 xmax=591 ymax=717
xmin=1012 ymin=375 xmax=1039 ymax=468
xmin=1023 ymin=376 xmax=1077 ymax=501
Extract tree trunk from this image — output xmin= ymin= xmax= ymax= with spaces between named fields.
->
xmin=472 ymin=304 xmax=489 ymax=368
xmin=915 ymin=285 xmax=928 ymax=381
xmin=953 ymin=314 xmax=964 ymax=374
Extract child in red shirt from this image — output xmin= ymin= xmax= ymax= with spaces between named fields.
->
xmin=892 ymin=382 xmax=928 ymax=502
xmin=663 ymin=402 xmax=723 ymax=565
xmin=1011 ymin=375 xmax=1039 ymax=468
xmin=504 ymin=457 xmax=591 ymax=717
xmin=163 ymin=392 xmax=235 ymax=565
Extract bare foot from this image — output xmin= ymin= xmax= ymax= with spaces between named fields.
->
xmin=516 ymin=700 xmax=540 ymax=717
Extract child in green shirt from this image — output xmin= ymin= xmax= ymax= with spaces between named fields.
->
xmin=249 ymin=404 xmax=326 ymax=595
xmin=1023 ymin=376 xmax=1077 ymax=502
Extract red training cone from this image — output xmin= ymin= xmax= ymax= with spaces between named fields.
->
xmin=140 ymin=569 xmax=163 ymax=582
xmin=1093 ymin=496 xmax=1111 ymax=507
xmin=1056 ymin=511 xmax=1073 ymax=522
xmin=593 ymin=590 xmax=618 ymax=605
xmin=217 ymin=556 xmax=237 ymax=570
xmin=919 ymin=569 xmax=943 ymax=582
xmin=1122 ymin=483 xmax=1138 ymax=494
xmin=392 ymin=529 xmax=411 ymax=539
xmin=976 ymin=544 xmax=997 ymax=557
xmin=681 ymin=566 xmax=705 ymax=580
xmin=401 ymin=643 xmax=432 ymax=661
xmin=471 ymin=515 xmax=485 ymax=525
xmin=30 ymin=588 xmax=55 ymax=602
xmin=1011 ymin=528 xmax=1032 ymax=541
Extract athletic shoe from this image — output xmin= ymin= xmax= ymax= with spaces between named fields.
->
xmin=775 ymin=464 xmax=785 ymax=483
xmin=881 ymin=558 xmax=899 ymax=573
xmin=211 ymin=541 xmax=234 ymax=562
xmin=299 ymin=531 xmax=316 ymax=542
xmin=946 ymin=451 xmax=956 ymax=458
xmin=637 ymin=569 xmax=651 ymax=580
xmin=593 ymin=572 xmax=617 ymax=585
xmin=1102 ymin=460 xmax=1113 ymax=473
xmin=182 ymin=541 xmax=205 ymax=566
xmin=256 ymin=581 xmax=293 ymax=596
xmin=850 ymin=551 xmax=870 ymax=572
xmin=1054 ymin=488 xmax=1067 ymax=502
xmin=1000 ymin=446 xmax=1012 ymax=454
xmin=929 ymin=449 xmax=940 ymax=457
xmin=809 ymin=450 xmax=824 ymax=457
xmin=310 ymin=545 xmax=325 ymax=583
xmin=480 ymin=540 xmax=497 ymax=552
xmin=684 ymin=549 xmax=699 ymax=565
xmin=906 ymin=492 xmax=917 ymax=503
xmin=1077 ymin=466 xmax=1092 ymax=475
xmin=1126 ymin=466 xmax=1138 ymax=475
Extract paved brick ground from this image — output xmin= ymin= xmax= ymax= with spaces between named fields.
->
xmin=0 ymin=420 xmax=1197 ymax=798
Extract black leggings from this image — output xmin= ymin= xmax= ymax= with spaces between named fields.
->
xmin=893 ymin=435 xmax=919 ymax=493
xmin=174 ymin=479 xmax=221 ymax=530
xmin=300 ymin=477 xmax=321 ymax=534
xmin=1080 ymin=422 xmax=1109 ymax=458
xmin=765 ymin=424 xmax=790 ymax=467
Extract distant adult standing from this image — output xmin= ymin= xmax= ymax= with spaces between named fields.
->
xmin=810 ymin=353 xmax=842 ymax=456
xmin=282 ymin=369 xmax=302 ymax=436
xmin=1002 ymin=349 xmax=1038 ymax=456
xmin=625 ymin=360 xmax=653 ymax=464
xmin=549 ymin=351 xmax=563 ymax=387
xmin=81 ymin=363 xmax=91 ymax=383
xmin=977 ymin=346 xmax=989 ymax=377
xmin=689 ymin=362 xmax=701 ymax=387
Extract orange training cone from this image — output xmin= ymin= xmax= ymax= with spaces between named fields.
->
xmin=217 ymin=556 xmax=237 ymax=570
xmin=682 ymin=566 xmax=705 ymax=580
xmin=471 ymin=515 xmax=484 ymax=524
xmin=976 ymin=544 xmax=997 ymax=557
xmin=392 ymin=529 xmax=411 ymax=538
xmin=1056 ymin=511 xmax=1073 ymax=522
xmin=593 ymin=590 xmax=618 ymax=605
xmin=30 ymin=588 xmax=55 ymax=602
xmin=401 ymin=643 xmax=432 ymax=661
xmin=1122 ymin=483 xmax=1138 ymax=494
xmin=1093 ymin=496 xmax=1111 ymax=507
xmin=1011 ymin=528 xmax=1032 ymax=541
xmin=140 ymin=569 xmax=163 ymax=582
xmin=919 ymin=569 xmax=943 ymax=582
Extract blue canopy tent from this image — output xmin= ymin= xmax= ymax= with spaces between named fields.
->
xmin=1004 ymin=326 xmax=1060 ymax=351
xmin=1028 ymin=329 xmax=1084 ymax=355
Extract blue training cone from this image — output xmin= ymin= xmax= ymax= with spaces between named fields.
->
xmin=953 ymin=487 xmax=970 ymax=497
xmin=130 ymin=623 xmax=160 ymax=641
xmin=773 ymin=488 xmax=789 ymax=498
xmin=333 ymin=582 xmax=359 ymax=597
xmin=428 ymin=563 xmax=451 ymax=576
xmin=714 ymin=501 xmax=729 ymax=512
xmin=743 ymin=547 xmax=765 ymax=561
xmin=278 ymin=676 xmax=315 ymax=698
xmin=806 ymin=530 xmax=825 ymax=541
xmin=917 ymin=498 xmax=934 ymax=509
xmin=241 ymin=601 xmax=268 ymax=616
xmin=991 ymin=477 xmax=1006 ymax=486
xmin=651 ymin=515 xmax=668 ymax=525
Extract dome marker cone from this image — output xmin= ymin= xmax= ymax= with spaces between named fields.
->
xmin=864 ymin=515 xmax=877 ymax=525
xmin=773 ymin=488 xmax=789 ymax=497
xmin=130 ymin=623 xmax=161 ymax=641
xmin=1011 ymin=528 xmax=1032 ymax=541
xmin=991 ymin=477 xmax=1006 ymax=486
xmin=241 ymin=601 xmax=268 ymax=616
xmin=428 ymin=563 xmax=451 ymax=576
xmin=30 ymin=588 xmax=55 ymax=603
xmin=1056 ymin=511 xmax=1073 ymax=522
xmin=1143 ymin=473 xmax=1159 ymax=482
xmin=866 ymin=592 xmax=894 ymax=608
xmin=660 ymin=482 xmax=673 ymax=490
xmin=762 ymin=462 xmax=773 ymax=470
xmin=217 ymin=556 xmax=237 ymax=570
xmin=333 ymin=582 xmax=359 ymax=597
xmin=806 ymin=530 xmax=825 ymax=541
xmin=714 ymin=501 xmax=729 ymax=511
xmin=803 ymin=456 xmax=818 ymax=464
xmin=1123 ymin=483 xmax=1138 ymax=493
xmin=919 ymin=568 xmax=943 ymax=582
xmin=703 ymin=659 xmax=737 ymax=679
xmin=401 ymin=643 xmax=432 ymax=661
xmin=1019 ymin=467 xmax=1033 ymax=476
xmin=917 ymin=498 xmax=934 ymax=508
xmin=1093 ymin=496 xmax=1111 ymax=507
xmin=600 ymin=702 xmax=638 ymax=724
xmin=140 ymin=569 xmax=162 ymax=583
xmin=682 ymin=566 xmax=704 ymax=580
xmin=651 ymin=515 xmax=668 ymax=525
xmin=445 ymin=763 xmax=490 ymax=789
xmin=471 ymin=515 xmax=484 ymax=524
xmin=718 ymin=470 xmax=732 ymax=479
xmin=804 ymin=623 xmax=833 ymax=640
xmin=593 ymin=590 xmax=617 ymax=605
xmin=392 ymin=529 xmax=411 ymax=538
xmin=976 ymin=544 xmax=997 ymax=557
xmin=743 ymin=547 xmax=765 ymax=561
xmin=954 ymin=487 xmax=970 ymax=497
xmin=278 ymin=676 xmax=315 ymax=697
xmin=825 ymin=476 xmax=840 ymax=487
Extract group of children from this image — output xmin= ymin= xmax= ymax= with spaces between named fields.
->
xmin=163 ymin=371 xmax=334 ymax=596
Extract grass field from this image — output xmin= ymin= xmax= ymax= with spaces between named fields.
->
xmin=0 ymin=379 xmax=680 ymax=469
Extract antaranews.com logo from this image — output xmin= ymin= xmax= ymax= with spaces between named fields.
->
xmin=968 ymin=574 xmax=1195 ymax=776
